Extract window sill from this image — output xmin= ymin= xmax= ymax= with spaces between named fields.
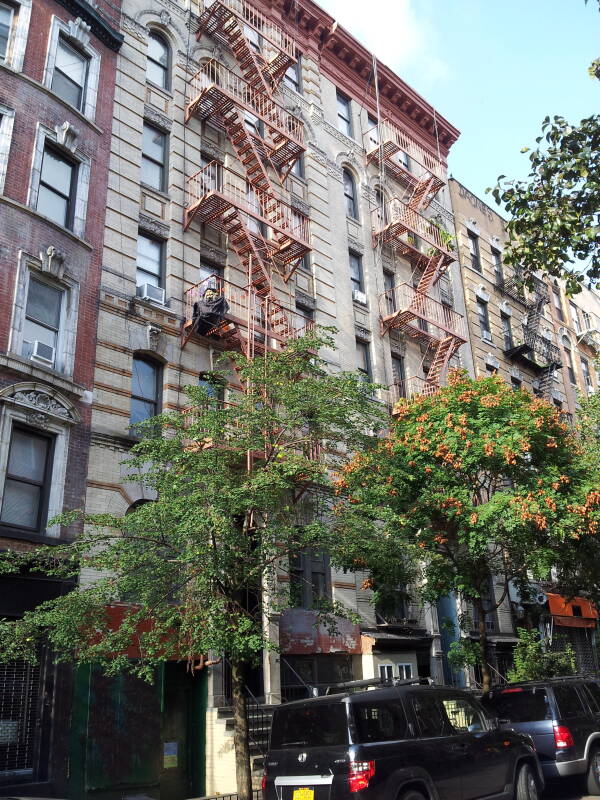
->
xmin=0 ymin=527 xmax=67 ymax=546
xmin=146 ymin=80 xmax=173 ymax=99
xmin=0 ymin=195 xmax=93 ymax=249
xmin=140 ymin=182 xmax=171 ymax=201
xmin=0 ymin=353 xmax=89 ymax=398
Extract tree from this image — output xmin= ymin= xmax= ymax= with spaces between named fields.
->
xmin=0 ymin=331 xmax=403 ymax=800
xmin=490 ymin=3 xmax=600 ymax=293
xmin=506 ymin=628 xmax=576 ymax=682
xmin=335 ymin=371 xmax=596 ymax=691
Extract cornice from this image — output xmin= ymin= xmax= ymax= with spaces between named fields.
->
xmin=53 ymin=0 xmax=123 ymax=51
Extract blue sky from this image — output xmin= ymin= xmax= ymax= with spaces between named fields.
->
xmin=317 ymin=0 xmax=600 ymax=207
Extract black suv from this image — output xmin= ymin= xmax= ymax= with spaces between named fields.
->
xmin=264 ymin=680 xmax=542 ymax=800
xmin=482 ymin=677 xmax=600 ymax=794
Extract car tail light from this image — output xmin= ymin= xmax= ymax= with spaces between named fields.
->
xmin=553 ymin=725 xmax=575 ymax=748
xmin=348 ymin=760 xmax=375 ymax=792
xmin=261 ymin=770 xmax=267 ymax=797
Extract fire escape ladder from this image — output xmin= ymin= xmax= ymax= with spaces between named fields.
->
xmin=222 ymin=110 xmax=274 ymax=194
xmin=222 ymin=208 xmax=273 ymax=297
xmin=407 ymin=174 xmax=438 ymax=213
xmin=415 ymin=252 xmax=447 ymax=295
xmin=423 ymin=335 xmax=460 ymax=388
xmin=230 ymin=31 xmax=273 ymax=95
xmin=537 ymin=364 xmax=556 ymax=399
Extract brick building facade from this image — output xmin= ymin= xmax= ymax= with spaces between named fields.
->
xmin=0 ymin=0 xmax=121 ymax=793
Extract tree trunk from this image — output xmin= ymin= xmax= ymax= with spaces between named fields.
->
xmin=476 ymin=600 xmax=492 ymax=693
xmin=231 ymin=658 xmax=253 ymax=800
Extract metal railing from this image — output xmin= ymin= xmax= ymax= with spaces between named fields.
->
xmin=365 ymin=119 xmax=446 ymax=182
xmin=387 ymin=376 xmax=440 ymax=406
xmin=379 ymin=283 xmax=467 ymax=341
xmin=186 ymin=161 xmax=310 ymax=244
xmin=508 ymin=326 xmax=562 ymax=365
xmin=184 ymin=276 xmax=315 ymax=342
xmin=496 ymin=271 xmax=549 ymax=306
xmin=189 ymin=59 xmax=304 ymax=145
xmin=373 ymin=199 xmax=454 ymax=256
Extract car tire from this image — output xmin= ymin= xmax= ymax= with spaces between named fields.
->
xmin=399 ymin=792 xmax=427 ymax=800
xmin=515 ymin=763 xmax=539 ymax=800
xmin=586 ymin=747 xmax=600 ymax=795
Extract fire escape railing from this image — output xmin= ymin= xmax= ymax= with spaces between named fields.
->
xmin=372 ymin=200 xmax=454 ymax=258
xmin=379 ymin=283 xmax=467 ymax=342
xmin=365 ymin=119 xmax=446 ymax=183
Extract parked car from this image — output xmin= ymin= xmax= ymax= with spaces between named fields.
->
xmin=482 ymin=676 xmax=600 ymax=794
xmin=263 ymin=679 xmax=543 ymax=800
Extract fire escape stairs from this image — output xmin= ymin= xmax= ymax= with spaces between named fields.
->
xmin=424 ymin=336 xmax=459 ymax=388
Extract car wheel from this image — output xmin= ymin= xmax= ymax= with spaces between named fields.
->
xmin=586 ymin=747 xmax=600 ymax=795
xmin=515 ymin=763 xmax=539 ymax=800
xmin=399 ymin=792 xmax=427 ymax=800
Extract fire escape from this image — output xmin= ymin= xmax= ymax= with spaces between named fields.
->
xmin=496 ymin=272 xmax=561 ymax=398
xmin=367 ymin=119 xmax=466 ymax=406
xmin=182 ymin=0 xmax=311 ymax=358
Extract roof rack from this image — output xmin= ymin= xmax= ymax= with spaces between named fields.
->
xmin=492 ymin=675 xmax=595 ymax=690
xmin=322 ymin=677 xmax=435 ymax=695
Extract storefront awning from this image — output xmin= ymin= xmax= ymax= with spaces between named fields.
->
xmin=547 ymin=593 xmax=598 ymax=629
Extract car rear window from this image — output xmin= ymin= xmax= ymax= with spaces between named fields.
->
xmin=482 ymin=687 xmax=552 ymax=722
xmin=270 ymin=703 xmax=349 ymax=749
xmin=352 ymin=700 xmax=409 ymax=742
xmin=553 ymin=685 xmax=586 ymax=718
xmin=585 ymin=682 xmax=600 ymax=712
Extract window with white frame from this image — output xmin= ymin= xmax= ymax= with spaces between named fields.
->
xmin=44 ymin=16 xmax=100 ymax=119
xmin=0 ymin=104 xmax=15 ymax=194
xmin=136 ymin=232 xmax=163 ymax=289
xmin=36 ymin=144 xmax=77 ymax=230
xmin=283 ymin=57 xmax=301 ymax=93
xmin=141 ymin=122 xmax=167 ymax=191
xmin=397 ymin=663 xmax=412 ymax=680
xmin=0 ymin=425 xmax=54 ymax=532
xmin=21 ymin=277 xmax=63 ymax=367
xmin=0 ymin=0 xmax=30 ymax=71
xmin=336 ymin=90 xmax=352 ymax=137
xmin=379 ymin=664 xmax=393 ymax=682
xmin=146 ymin=30 xmax=170 ymax=90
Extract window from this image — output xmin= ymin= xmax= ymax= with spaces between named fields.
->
xmin=553 ymin=398 xmax=563 ymax=411
xmin=283 ymin=58 xmax=301 ymax=92
xmin=397 ymin=663 xmax=412 ymax=680
xmin=367 ymin=115 xmax=379 ymax=149
xmin=485 ymin=364 xmax=497 ymax=376
xmin=355 ymin=340 xmax=371 ymax=381
xmin=146 ymin=31 xmax=170 ymax=89
xmin=562 ymin=336 xmax=576 ymax=384
xmin=294 ymin=302 xmax=314 ymax=333
xmin=21 ymin=277 xmax=63 ymax=366
xmin=441 ymin=695 xmax=486 ymax=734
xmin=336 ymin=90 xmax=352 ymax=137
xmin=0 ymin=1 xmax=13 ymax=63
xmin=130 ymin=356 xmax=161 ymax=426
xmin=468 ymin=231 xmax=481 ymax=272
xmin=51 ymin=36 xmax=89 ymax=111
xmin=585 ymin=682 xmax=600 ymax=712
xmin=141 ymin=123 xmax=167 ymax=191
xmin=290 ymin=154 xmax=304 ymax=179
xmin=570 ymin=302 xmax=582 ymax=335
xmin=411 ymin=693 xmax=453 ymax=738
xmin=199 ymin=261 xmax=222 ymax=289
xmin=553 ymin=288 xmax=564 ymax=321
xmin=349 ymin=251 xmax=363 ymax=294
xmin=1 ymin=427 xmax=53 ymax=532
xmin=583 ymin=310 xmax=592 ymax=332
xmin=244 ymin=23 xmax=261 ymax=52
xmin=553 ymin=685 xmax=585 ymax=718
xmin=353 ymin=700 xmax=409 ymax=743
xmin=482 ymin=687 xmax=551 ymax=723
xmin=289 ymin=549 xmax=328 ymax=609
xmin=136 ymin=233 xmax=163 ymax=288
xmin=511 ymin=376 xmax=522 ymax=391
xmin=501 ymin=312 xmax=512 ymax=350
xmin=343 ymin=169 xmax=358 ymax=219
xmin=379 ymin=664 xmax=393 ymax=682
xmin=198 ymin=371 xmax=225 ymax=403
xmin=491 ymin=248 xmax=503 ymax=283
xmin=0 ymin=105 xmax=15 ymax=194
xmin=477 ymin=298 xmax=491 ymax=340
xmin=391 ymin=353 xmax=405 ymax=386
xmin=581 ymin=357 xmax=593 ymax=391
xmin=383 ymin=271 xmax=396 ymax=315
xmin=36 ymin=145 xmax=77 ymax=229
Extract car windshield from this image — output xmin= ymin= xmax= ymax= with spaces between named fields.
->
xmin=482 ymin=687 xmax=552 ymax=722
xmin=270 ymin=703 xmax=349 ymax=748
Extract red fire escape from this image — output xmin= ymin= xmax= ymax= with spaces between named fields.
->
xmin=182 ymin=0 xmax=311 ymax=357
xmin=367 ymin=119 xmax=466 ymax=406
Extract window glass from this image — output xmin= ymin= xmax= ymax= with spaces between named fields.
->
xmin=141 ymin=124 xmax=166 ymax=190
xmin=343 ymin=170 xmax=357 ymax=219
xmin=283 ymin=59 xmax=300 ymax=92
xmin=22 ymin=278 xmax=63 ymax=361
xmin=554 ymin=685 xmax=585 ymax=718
xmin=397 ymin=663 xmax=412 ymax=680
xmin=501 ymin=313 xmax=512 ymax=349
xmin=391 ymin=354 xmax=405 ymax=384
xmin=491 ymin=248 xmax=502 ymax=281
xmin=349 ymin=251 xmax=362 ymax=292
xmin=477 ymin=299 xmax=491 ymax=336
xmin=147 ymin=32 xmax=169 ymax=88
xmin=355 ymin=340 xmax=370 ymax=379
xmin=482 ymin=687 xmax=551 ymax=722
xmin=130 ymin=357 xmax=159 ymax=426
xmin=468 ymin=232 xmax=481 ymax=271
xmin=441 ymin=695 xmax=486 ymax=734
xmin=270 ymin=704 xmax=349 ymax=748
xmin=1 ymin=429 xmax=51 ymax=530
xmin=411 ymin=693 xmax=453 ymax=737
xmin=0 ymin=2 xmax=13 ymax=62
xmin=136 ymin=234 xmax=162 ymax=287
xmin=52 ymin=37 xmax=88 ymax=109
xmin=37 ymin=148 xmax=75 ymax=228
xmin=585 ymin=682 xmax=600 ymax=712
xmin=336 ymin=91 xmax=352 ymax=137
xmin=353 ymin=700 xmax=409 ymax=742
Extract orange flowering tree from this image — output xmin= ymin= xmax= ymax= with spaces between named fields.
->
xmin=334 ymin=370 xmax=598 ymax=691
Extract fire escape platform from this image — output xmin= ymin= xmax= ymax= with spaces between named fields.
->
xmin=373 ymin=200 xmax=454 ymax=260
xmin=380 ymin=284 xmax=467 ymax=343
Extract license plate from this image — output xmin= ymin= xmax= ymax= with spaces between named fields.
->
xmin=293 ymin=788 xmax=314 ymax=800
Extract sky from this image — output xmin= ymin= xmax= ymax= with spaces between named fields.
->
xmin=316 ymin=0 xmax=600 ymax=207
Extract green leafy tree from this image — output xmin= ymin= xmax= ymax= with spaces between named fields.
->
xmin=490 ymin=3 xmax=600 ymax=293
xmin=335 ymin=371 xmax=597 ymax=691
xmin=507 ymin=628 xmax=576 ymax=682
xmin=0 ymin=331 xmax=403 ymax=800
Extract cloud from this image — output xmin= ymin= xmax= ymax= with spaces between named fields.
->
xmin=317 ymin=0 xmax=449 ymax=89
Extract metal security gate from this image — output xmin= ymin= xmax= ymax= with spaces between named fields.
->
xmin=0 ymin=659 xmax=41 ymax=778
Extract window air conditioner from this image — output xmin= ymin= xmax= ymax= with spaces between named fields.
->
xmin=31 ymin=340 xmax=55 ymax=366
xmin=352 ymin=289 xmax=367 ymax=305
xmin=137 ymin=283 xmax=165 ymax=305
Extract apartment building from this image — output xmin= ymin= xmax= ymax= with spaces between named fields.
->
xmin=0 ymin=0 xmax=122 ymax=794
xmin=81 ymin=0 xmax=474 ymax=793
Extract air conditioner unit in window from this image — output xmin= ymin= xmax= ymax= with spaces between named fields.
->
xmin=137 ymin=283 xmax=165 ymax=305
xmin=352 ymin=289 xmax=367 ymax=305
xmin=31 ymin=340 xmax=55 ymax=366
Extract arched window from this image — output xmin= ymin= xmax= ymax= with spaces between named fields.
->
xmin=343 ymin=169 xmax=358 ymax=220
xmin=130 ymin=355 xmax=161 ymax=426
xmin=375 ymin=188 xmax=387 ymax=227
xmin=562 ymin=336 xmax=576 ymax=385
xmin=146 ymin=31 xmax=170 ymax=90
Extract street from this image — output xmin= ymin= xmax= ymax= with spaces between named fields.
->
xmin=544 ymin=777 xmax=595 ymax=799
